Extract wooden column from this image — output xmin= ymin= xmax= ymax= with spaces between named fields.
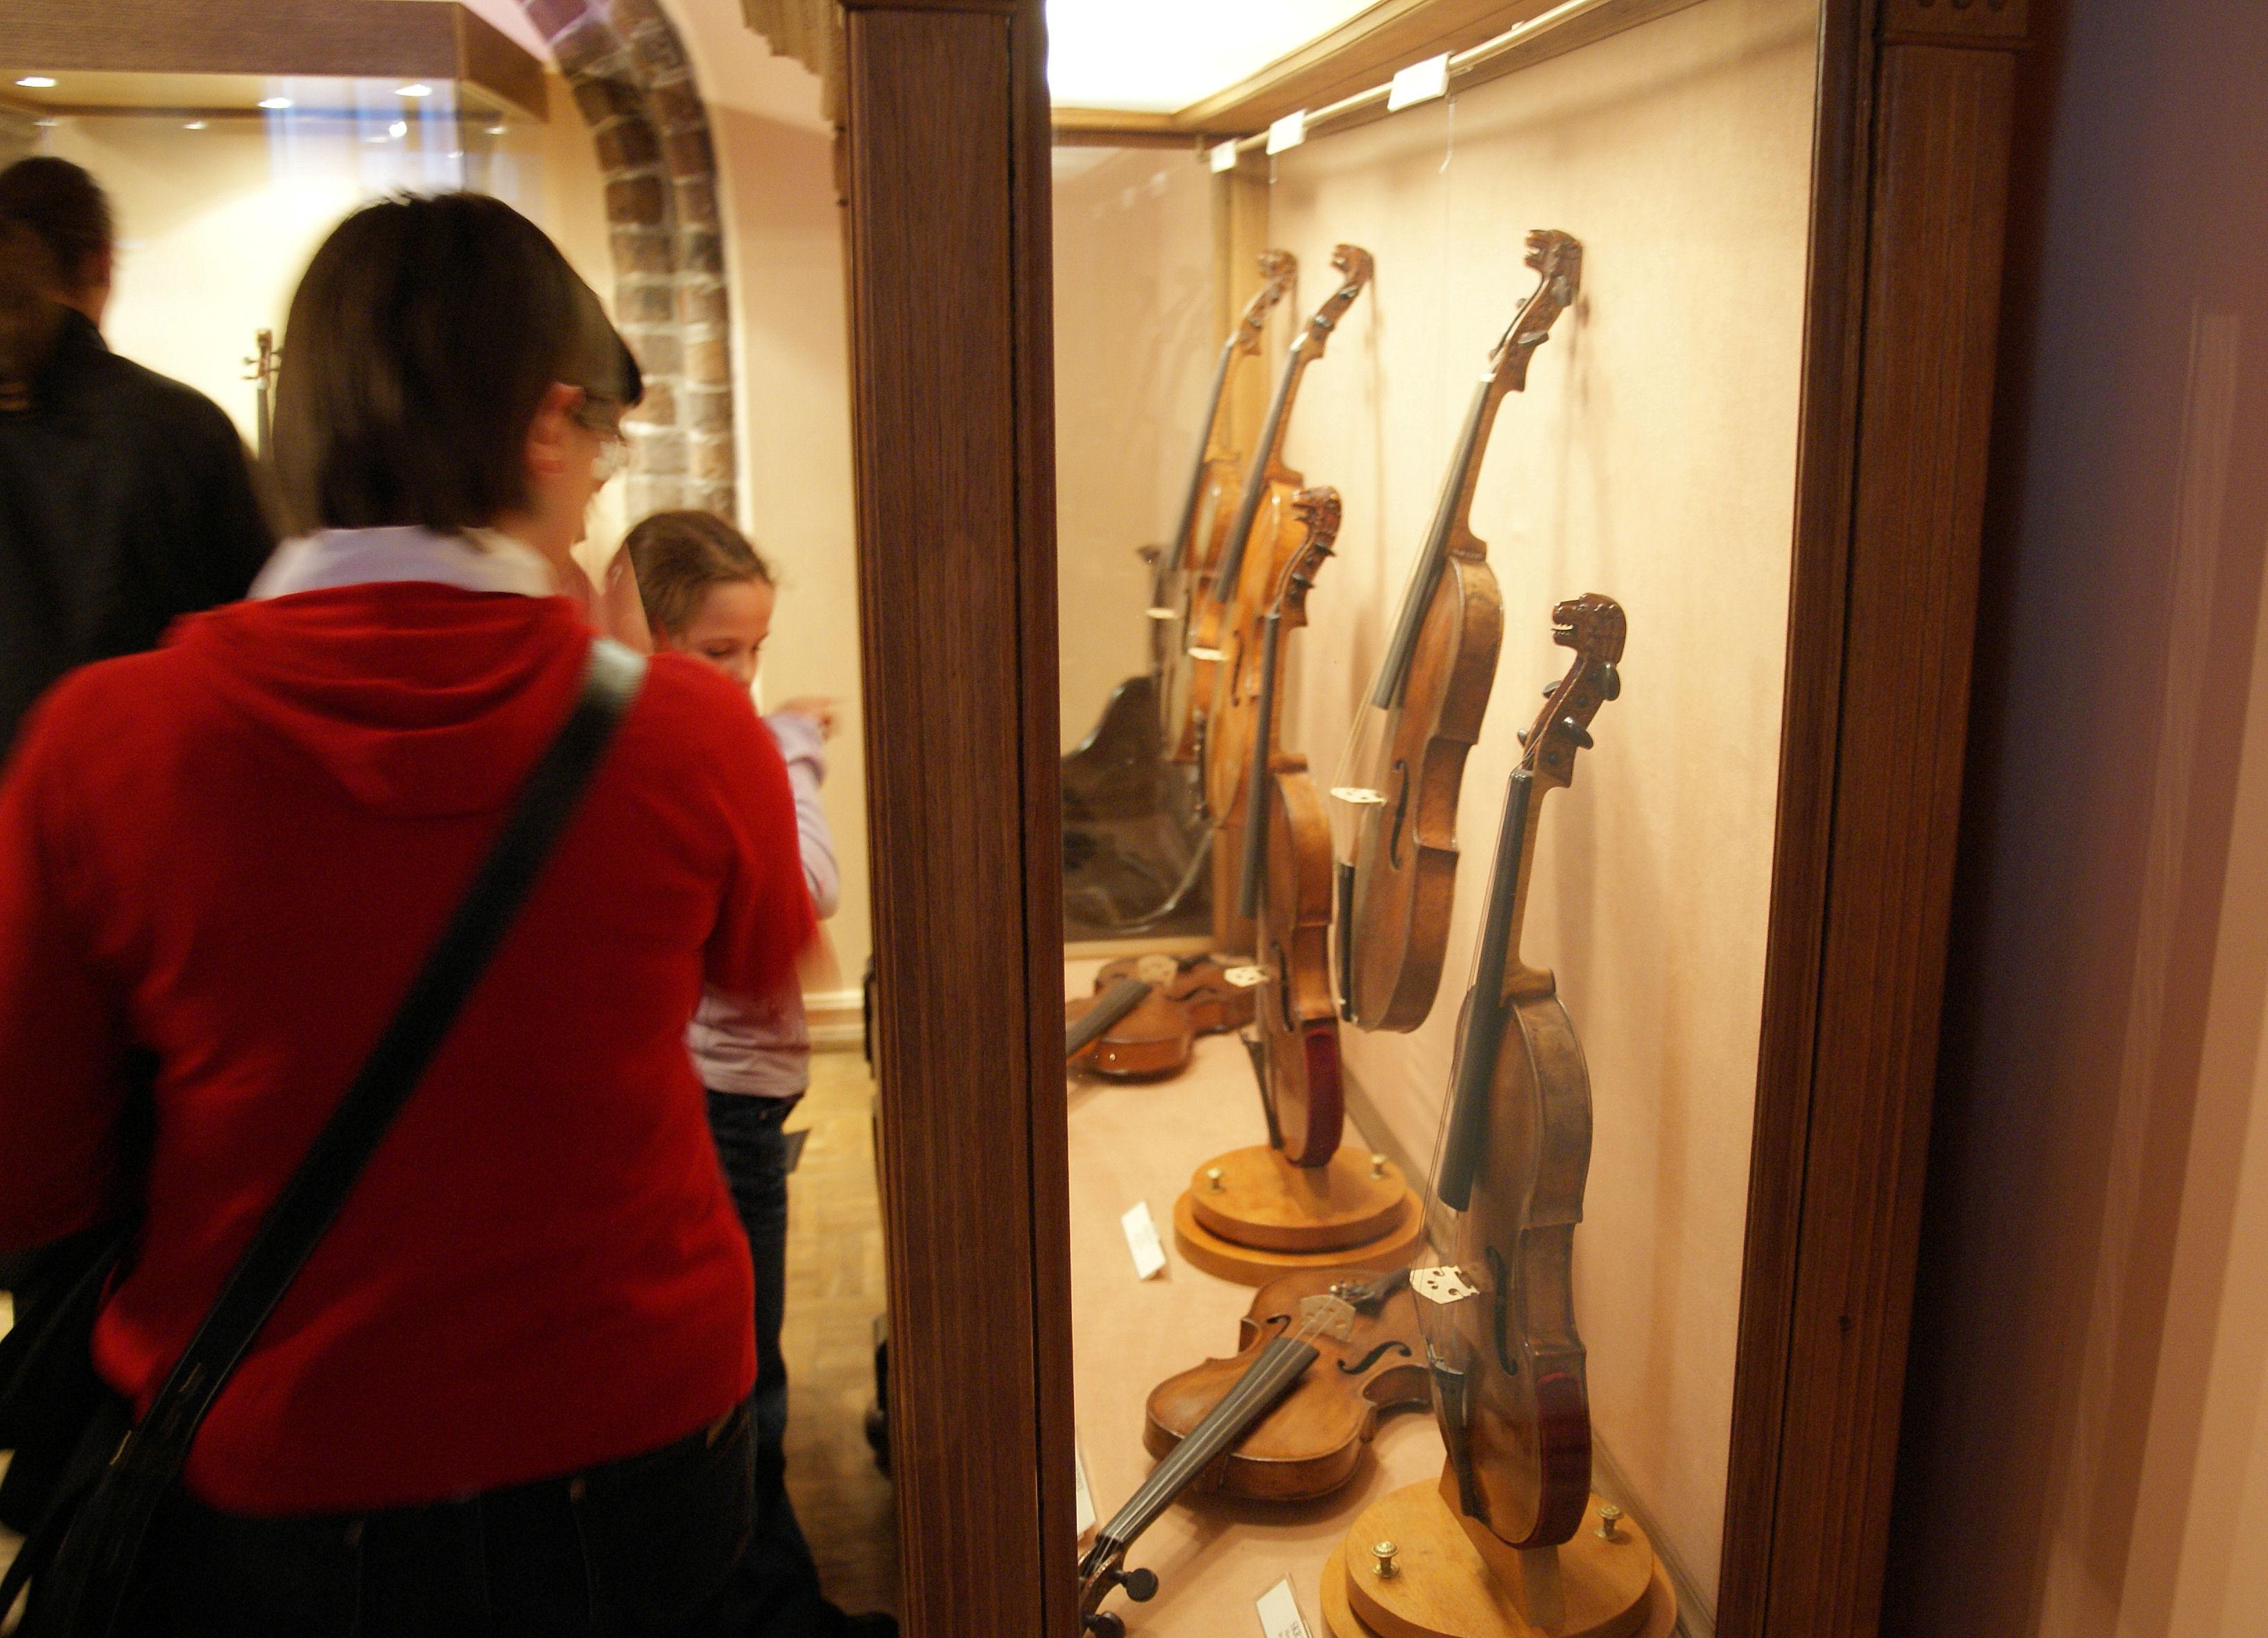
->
xmin=1722 ymin=0 xmax=2029 ymax=1632
xmin=838 ymin=3 xmax=1074 ymax=1635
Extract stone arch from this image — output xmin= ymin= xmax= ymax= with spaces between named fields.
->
xmin=519 ymin=0 xmax=734 ymax=521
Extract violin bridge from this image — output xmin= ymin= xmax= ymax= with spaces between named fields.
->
xmin=1296 ymin=1294 xmax=1358 ymax=1343
xmin=1409 ymin=1264 xmax=1482 ymax=1307
xmin=1222 ymin=965 xmax=1268 ymax=989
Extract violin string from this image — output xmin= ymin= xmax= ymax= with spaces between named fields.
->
xmin=1110 ymin=1292 xmax=1362 ymax=1538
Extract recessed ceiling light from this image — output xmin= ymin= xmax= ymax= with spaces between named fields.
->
xmin=183 ymin=120 xmax=208 ymax=130
xmin=486 ymin=124 xmax=505 ymax=136
xmin=34 ymin=117 xmax=57 ymax=128
xmin=397 ymin=83 xmax=433 ymax=98
xmin=258 ymin=96 xmax=293 ymax=110
xmin=16 ymin=76 xmax=57 ymax=89
xmin=388 ymin=119 xmax=407 ymax=138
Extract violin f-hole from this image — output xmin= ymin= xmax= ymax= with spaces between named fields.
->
xmin=1387 ymin=759 xmax=1412 ymax=870
xmin=1487 ymin=1245 xmax=1518 ymax=1377
xmin=1335 ymin=1340 xmax=1415 ymax=1375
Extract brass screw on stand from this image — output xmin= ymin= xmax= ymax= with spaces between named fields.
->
xmin=1371 ymin=1540 xmax=1400 ymax=1579
xmin=1597 ymin=1503 xmax=1625 ymax=1542
xmin=1204 ymin=1166 xmax=1225 ymax=1193
xmin=1369 ymin=1153 xmax=1389 ymax=1179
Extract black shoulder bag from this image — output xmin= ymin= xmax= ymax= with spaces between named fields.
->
xmin=0 ymin=639 xmax=646 ymax=1637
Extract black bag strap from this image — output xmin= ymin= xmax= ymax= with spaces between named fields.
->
xmin=43 ymin=637 xmax=646 ymax=1635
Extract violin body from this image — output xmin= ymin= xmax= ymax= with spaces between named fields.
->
xmin=1066 ymin=985 xmax=1196 ymax=1080
xmin=1094 ymin=953 xmax=1254 ymax=1035
xmin=1342 ymin=553 xmax=1504 ymax=1028
xmin=1143 ymin=1269 xmax=1430 ymax=1503
xmin=1256 ymin=761 xmax=1343 ymax=1164
xmin=1434 ymin=979 xmax=1593 ymax=1545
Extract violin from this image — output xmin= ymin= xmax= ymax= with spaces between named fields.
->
xmin=1330 ymin=231 xmax=1582 ymax=1032
xmin=1143 ymin=1268 xmax=1428 ymax=1501
xmin=1196 ymin=245 xmax=1374 ymax=823
xmin=1159 ymin=252 xmax=1299 ymax=765
xmin=1092 ymin=953 xmax=1254 ymax=1037
xmin=1414 ymin=593 xmax=1624 ymax=1551
xmin=1240 ymin=490 xmax=1344 ymax=1165
xmin=1066 ymin=976 xmax=1195 ymax=1080
xmin=1079 ymin=1270 xmax=1419 ymax=1635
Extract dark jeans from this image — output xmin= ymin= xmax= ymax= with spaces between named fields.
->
xmin=122 ymin=1403 xmax=753 ymax=1637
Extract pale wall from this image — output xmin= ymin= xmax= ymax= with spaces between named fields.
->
xmin=1884 ymin=0 xmax=2268 ymax=1630
xmin=1052 ymin=146 xmax=1223 ymax=753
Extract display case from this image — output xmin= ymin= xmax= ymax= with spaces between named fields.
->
xmin=840 ymin=0 xmax=2025 ymax=1635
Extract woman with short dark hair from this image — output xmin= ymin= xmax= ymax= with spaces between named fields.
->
xmin=0 ymin=192 xmax=815 ymax=1634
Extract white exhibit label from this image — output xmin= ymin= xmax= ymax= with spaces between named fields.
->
xmin=1265 ymin=111 xmax=1307 ymax=155
xmin=1210 ymin=138 xmax=1242 ymax=174
xmin=1387 ymin=53 xmax=1451 ymax=111
xmin=1256 ymin=1576 xmax=1315 ymax=1638
xmin=1121 ymin=1200 xmax=1168 ymax=1280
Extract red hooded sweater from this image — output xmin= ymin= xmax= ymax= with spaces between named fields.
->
xmin=0 ymin=584 xmax=813 ymax=1515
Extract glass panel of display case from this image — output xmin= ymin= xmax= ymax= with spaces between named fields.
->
xmin=1053 ymin=3 xmax=1825 ymax=1633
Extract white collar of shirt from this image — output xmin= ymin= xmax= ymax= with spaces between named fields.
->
xmin=250 ymin=526 xmax=558 ymax=601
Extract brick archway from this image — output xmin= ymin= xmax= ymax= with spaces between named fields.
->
xmin=521 ymin=0 xmax=734 ymax=521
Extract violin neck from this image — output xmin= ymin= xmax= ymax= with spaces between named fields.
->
xmin=1166 ymin=338 xmax=1245 ymax=580
xmin=1209 ymin=340 xmax=1310 ymax=603
xmin=1095 ymin=1333 xmax=1319 ymax=1555
xmin=1369 ymin=368 xmax=1509 ymax=711
xmin=1434 ymin=766 xmax=1555 ymax=1209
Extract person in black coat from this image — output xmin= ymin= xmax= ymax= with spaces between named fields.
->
xmin=0 ymin=156 xmax=274 ymax=760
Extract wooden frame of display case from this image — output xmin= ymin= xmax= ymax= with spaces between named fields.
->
xmin=838 ymin=0 xmax=2027 ymax=1634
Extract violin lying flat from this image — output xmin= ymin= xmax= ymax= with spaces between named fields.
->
xmin=1078 ymin=1270 xmax=1419 ymax=1636
xmin=1417 ymin=593 xmax=1624 ymax=1551
xmin=1091 ymin=953 xmax=1254 ymax=1037
xmin=1066 ymin=976 xmax=1195 ymax=1080
xmin=1330 ymin=231 xmax=1582 ymax=1033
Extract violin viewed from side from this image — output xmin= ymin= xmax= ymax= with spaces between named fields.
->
xmin=1419 ymin=592 xmax=1624 ymax=1551
xmin=1079 ymin=1270 xmax=1421 ymax=1636
xmin=1091 ymin=952 xmax=1255 ymax=1037
xmin=1329 ymin=231 xmax=1582 ymax=1033
xmin=1066 ymin=976 xmax=1195 ymax=1080
xmin=1195 ymin=244 xmax=1374 ymax=827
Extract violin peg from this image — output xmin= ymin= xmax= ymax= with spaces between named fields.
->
xmin=1600 ymin=662 xmax=1622 ymax=701
xmin=1516 ymin=727 xmax=1530 ymax=746
xmin=1543 ymin=681 xmax=1559 ymax=698
xmin=1120 ymin=1567 xmax=1159 ymax=1603
xmin=1559 ymin=718 xmax=1594 ymax=750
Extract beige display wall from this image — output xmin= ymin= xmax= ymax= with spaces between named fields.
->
xmin=1053 ymin=0 xmax=1819 ymax=1617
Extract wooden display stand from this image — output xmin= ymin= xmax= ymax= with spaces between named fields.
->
xmin=1320 ymin=1471 xmax=1675 ymax=1638
xmin=1172 ymin=1143 xmax=1426 ymax=1285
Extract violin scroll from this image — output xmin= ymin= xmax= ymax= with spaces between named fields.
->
xmin=1488 ymin=230 xmax=1583 ymax=393
xmin=1297 ymin=244 xmax=1376 ymax=361
xmin=1516 ymin=593 xmax=1626 ymax=795
xmin=1233 ymin=250 xmax=1299 ymax=355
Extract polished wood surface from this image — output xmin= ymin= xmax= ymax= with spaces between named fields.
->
xmin=1256 ymin=764 xmax=1347 ymax=1163
xmin=1173 ymin=1187 xmax=1429 ymax=1288
xmin=1720 ymin=3 xmax=2028 ymax=1635
xmin=840 ymin=3 xmax=1070 ymax=1633
xmin=1321 ymin=1481 xmax=1672 ymax=1638
xmin=1186 ymin=1144 xmax=1410 ymax=1255
xmin=1068 ymin=982 xmax=1195 ymax=1080
xmin=1142 ymin=1271 xmax=1430 ymax=1505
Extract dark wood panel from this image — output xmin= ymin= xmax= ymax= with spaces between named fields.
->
xmin=1717 ymin=0 xmax=1879 ymax=1626
xmin=840 ymin=7 xmax=1058 ymax=1635
xmin=1724 ymin=10 xmax=2022 ymax=1632
xmin=1 ymin=0 xmax=463 ymax=80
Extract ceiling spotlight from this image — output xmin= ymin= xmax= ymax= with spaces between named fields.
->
xmin=397 ymin=83 xmax=433 ymax=98
xmin=258 ymin=96 xmax=293 ymax=110
xmin=183 ymin=120 xmax=208 ymax=130
xmin=388 ymin=119 xmax=406 ymax=138
xmin=16 ymin=76 xmax=57 ymax=89
xmin=34 ymin=117 xmax=57 ymax=128
xmin=447 ymin=148 xmax=464 ymax=160
xmin=486 ymin=124 xmax=505 ymax=136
